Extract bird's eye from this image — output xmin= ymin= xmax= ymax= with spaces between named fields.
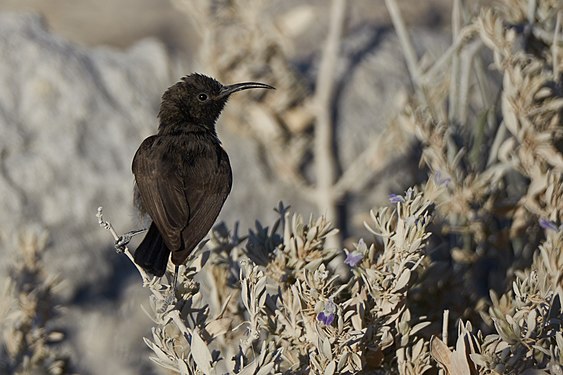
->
xmin=197 ymin=93 xmax=208 ymax=102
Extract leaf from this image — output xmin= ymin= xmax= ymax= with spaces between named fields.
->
xmin=526 ymin=309 xmax=537 ymax=338
xmin=237 ymin=361 xmax=258 ymax=375
xmin=430 ymin=336 xmax=452 ymax=373
xmin=411 ymin=321 xmax=431 ymax=336
xmin=324 ymin=361 xmax=336 ymax=375
xmin=451 ymin=333 xmax=476 ymax=375
xmin=256 ymin=362 xmax=277 ymax=375
xmin=337 ymin=352 xmax=350 ymax=372
xmin=412 ymin=338 xmax=425 ymax=360
xmin=394 ymin=269 xmax=412 ymax=292
xmin=206 ymin=317 xmax=232 ymax=339
xmin=190 ymin=328 xmax=214 ymax=374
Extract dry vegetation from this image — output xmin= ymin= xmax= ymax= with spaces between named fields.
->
xmin=0 ymin=228 xmax=70 ymax=374
xmin=2 ymin=0 xmax=562 ymax=374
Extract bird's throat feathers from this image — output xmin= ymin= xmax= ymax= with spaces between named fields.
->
xmin=157 ymin=78 xmax=228 ymax=135
xmin=157 ymin=100 xmax=221 ymax=136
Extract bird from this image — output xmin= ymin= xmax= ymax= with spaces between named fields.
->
xmin=131 ymin=73 xmax=274 ymax=280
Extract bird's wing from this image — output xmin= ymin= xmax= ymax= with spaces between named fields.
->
xmin=132 ymin=136 xmax=189 ymax=251
xmin=133 ymin=136 xmax=232 ymax=261
xmin=173 ymin=146 xmax=232 ymax=264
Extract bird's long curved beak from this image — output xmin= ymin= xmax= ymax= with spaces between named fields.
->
xmin=219 ymin=81 xmax=275 ymax=98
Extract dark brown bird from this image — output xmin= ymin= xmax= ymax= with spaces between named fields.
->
xmin=132 ymin=73 xmax=274 ymax=277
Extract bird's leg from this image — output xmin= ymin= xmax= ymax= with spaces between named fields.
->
xmin=173 ymin=265 xmax=180 ymax=293
xmin=115 ymin=228 xmax=147 ymax=253
xmin=162 ymin=265 xmax=181 ymax=306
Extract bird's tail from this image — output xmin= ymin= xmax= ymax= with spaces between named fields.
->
xmin=134 ymin=222 xmax=170 ymax=277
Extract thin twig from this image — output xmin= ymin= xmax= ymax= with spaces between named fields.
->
xmin=553 ymin=11 xmax=561 ymax=82
xmin=96 ymin=206 xmax=152 ymax=285
xmin=442 ymin=309 xmax=449 ymax=347
xmin=385 ymin=0 xmax=420 ymax=85
xmin=487 ymin=119 xmax=507 ymax=167
xmin=314 ymin=0 xmax=347 ymax=245
xmin=527 ymin=0 xmax=537 ymax=26
xmin=458 ymin=40 xmax=484 ymax=125
xmin=449 ymin=0 xmax=462 ymax=124
xmin=420 ymin=25 xmax=478 ymax=85
xmin=385 ymin=0 xmax=433 ymax=115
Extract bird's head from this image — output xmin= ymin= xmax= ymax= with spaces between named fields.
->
xmin=158 ymin=73 xmax=274 ymax=133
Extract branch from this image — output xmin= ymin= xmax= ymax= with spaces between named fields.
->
xmin=448 ymin=0 xmax=462 ymax=124
xmin=96 ymin=206 xmax=153 ymax=286
xmin=553 ymin=11 xmax=561 ymax=82
xmin=384 ymin=0 xmax=421 ymax=85
xmin=313 ymin=0 xmax=347 ymax=231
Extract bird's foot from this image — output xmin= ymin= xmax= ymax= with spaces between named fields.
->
xmin=163 ymin=293 xmax=177 ymax=307
xmin=114 ymin=228 xmax=147 ymax=253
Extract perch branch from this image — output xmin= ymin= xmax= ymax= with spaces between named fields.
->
xmin=96 ymin=206 xmax=153 ymax=285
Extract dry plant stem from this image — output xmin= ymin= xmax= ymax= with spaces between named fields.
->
xmin=314 ymin=0 xmax=346 ymax=246
xmin=96 ymin=207 xmax=193 ymax=340
xmin=527 ymin=0 xmax=537 ymax=26
xmin=458 ymin=40 xmax=484 ymax=125
xmin=385 ymin=0 xmax=433 ymax=114
xmin=438 ymin=309 xmax=450 ymax=375
xmin=553 ymin=11 xmax=561 ymax=81
xmin=449 ymin=0 xmax=461 ymax=124
xmin=487 ymin=121 xmax=508 ymax=168
xmin=421 ymin=25 xmax=477 ymax=86
xmin=96 ymin=206 xmax=152 ymax=284
xmin=472 ymin=54 xmax=493 ymax=111
xmin=384 ymin=0 xmax=420 ymax=85
xmin=442 ymin=309 xmax=449 ymax=347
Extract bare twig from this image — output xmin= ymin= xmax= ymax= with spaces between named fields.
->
xmin=385 ymin=0 xmax=433 ymax=115
xmin=458 ymin=40 xmax=484 ymax=125
xmin=385 ymin=0 xmax=420 ymax=85
xmin=314 ymin=0 xmax=347 ymax=245
xmin=96 ymin=206 xmax=152 ymax=285
xmin=553 ymin=11 xmax=561 ymax=82
xmin=420 ymin=25 xmax=478 ymax=85
xmin=449 ymin=0 xmax=462 ymax=124
xmin=442 ymin=309 xmax=449 ymax=347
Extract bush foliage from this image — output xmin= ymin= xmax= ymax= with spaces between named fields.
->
xmin=2 ymin=0 xmax=561 ymax=374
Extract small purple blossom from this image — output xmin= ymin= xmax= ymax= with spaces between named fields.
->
xmin=344 ymin=251 xmax=364 ymax=267
xmin=434 ymin=171 xmax=451 ymax=186
xmin=317 ymin=300 xmax=336 ymax=326
xmin=344 ymin=238 xmax=367 ymax=267
xmin=389 ymin=194 xmax=405 ymax=204
xmin=539 ymin=218 xmax=559 ymax=232
xmin=317 ymin=311 xmax=334 ymax=326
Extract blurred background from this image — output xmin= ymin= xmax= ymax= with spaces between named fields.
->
xmin=0 ymin=0 xmax=472 ymax=373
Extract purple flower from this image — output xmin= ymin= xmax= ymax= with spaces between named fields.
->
xmin=344 ymin=251 xmax=364 ymax=267
xmin=539 ymin=218 xmax=559 ymax=232
xmin=434 ymin=171 xmax=451 ymax=186
xmin=344 ymin=238 xmax=367 ymax=267
xmin=317 ymin=300 xmax=336 ymax=326
xmin=317 ymin=311 xmax=335 ymax=326
xmin=389 ymin=194 xmax=405 ymax=204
